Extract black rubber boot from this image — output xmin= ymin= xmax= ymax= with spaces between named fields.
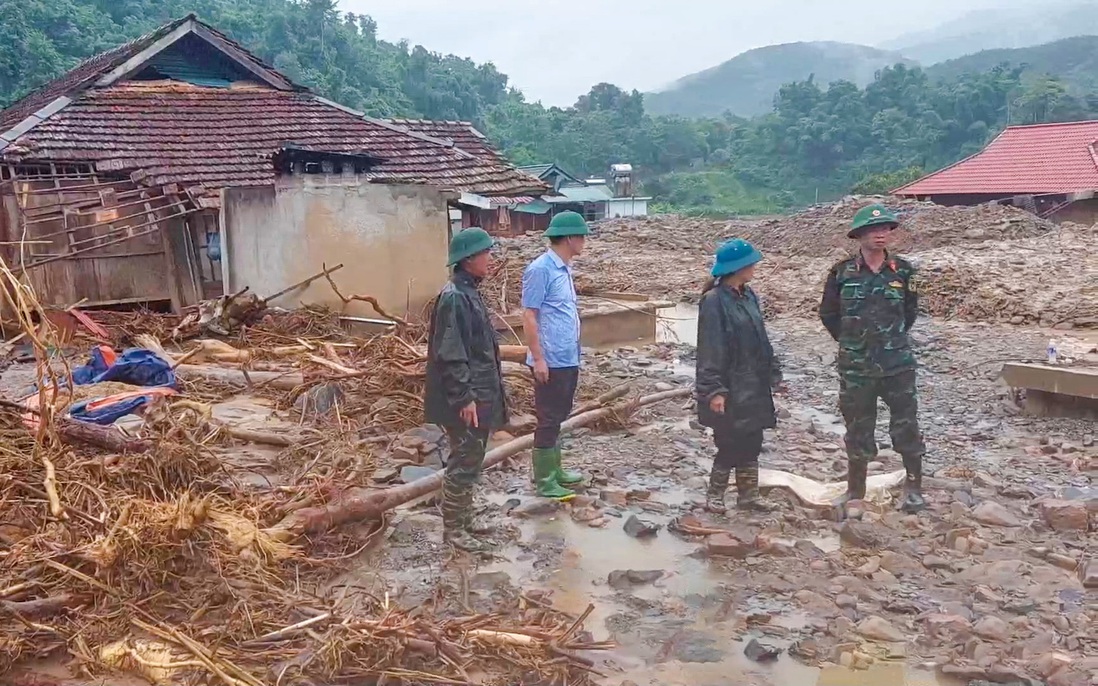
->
xmin=706 ymin=467 xmax=731 ymax=514
xmin=736 ymin=465 xmax=777 ymax=512
xmin=900 ymin=454 xmax=927 ymax=514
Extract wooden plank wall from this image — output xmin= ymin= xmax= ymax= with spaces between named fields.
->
xmin=0 ymin=164 xmax=201 ymax=310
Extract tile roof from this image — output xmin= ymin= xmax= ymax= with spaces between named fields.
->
xmin=0 ymin=16 xmax=546 ymax=202
xmin=895 ymin=121 xmax=1098 ymax=196
xmin=2 ymin=82 xmax=547 ymax=201
xmin=383 ymin=119 xmax=503 ymax=163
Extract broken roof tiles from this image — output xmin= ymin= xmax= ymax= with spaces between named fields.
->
xmin=0 ymin=17 xmax=546 ymax=200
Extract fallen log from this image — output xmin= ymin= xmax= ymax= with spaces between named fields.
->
xmin=498 ymin=345 xmax=528 ymax=364
xmin=570 ymin=383 xmax=630 ymax=416
xmin=0 ymin=594 xmax=82 ymax=619
xmin=175 ymin=364 xmax=304 ymax=391
xmin=265 ymin=387 xmax=690 ymax=540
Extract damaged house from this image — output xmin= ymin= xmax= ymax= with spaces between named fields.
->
xmin=0 ymin=15 xmax=545 ymax=315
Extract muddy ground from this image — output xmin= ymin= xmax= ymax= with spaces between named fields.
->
xmin=360 ymin=311 xmax=1097 ymax=686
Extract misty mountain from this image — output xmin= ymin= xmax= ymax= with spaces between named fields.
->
xmin=926 ymin=35 xmax=1098 ymax=94
xmin=890 ymin=2 xmax=1098 ymax=64
xmin=643 ymin=42 xmax=911 ymax=118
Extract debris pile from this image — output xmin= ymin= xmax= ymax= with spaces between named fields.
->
xmin=0 ymin=267 xmax=625 ymax=684
xmin=490 ymin=197 xmax=1096 ymax=329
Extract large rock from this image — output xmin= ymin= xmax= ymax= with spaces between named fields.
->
xmin=1040 ymin=500 xmax=1090 ymax=532
xmin=972 ymin=502 xmax=1022 ymax=527
xmin=839 ymin=521 xmax=886 ymax=548
xmin=707 ymin=533 xmax=751 ymax=559
xmin=623 ymin=515 xmax=660 ymax=538
xmin=856 ymin=616 xmax=906 ymax=643
xmin=972 ymin=615 xmax=1011 ymax=642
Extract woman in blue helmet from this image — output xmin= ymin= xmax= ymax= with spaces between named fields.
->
xmin=695 ymin=238 xmax=783 ymax=514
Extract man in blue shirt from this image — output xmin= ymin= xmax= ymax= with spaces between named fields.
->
xmin=522 ymin=211 xmax=589 ymax=499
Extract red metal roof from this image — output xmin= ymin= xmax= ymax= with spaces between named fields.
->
xmin=2 ymin=82 xmax=546 ymax=201
xmin=895 ymin=121 xmax=1098 ymax=196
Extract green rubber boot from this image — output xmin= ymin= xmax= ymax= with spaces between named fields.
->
xmin=533 ymin=448 xmax=575 ymax=499
xmin=552 ymin=446 xmax=585 ymax=486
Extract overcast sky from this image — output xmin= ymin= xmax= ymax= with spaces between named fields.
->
xmin=340 ymin=0 xmax=1022 ymax=106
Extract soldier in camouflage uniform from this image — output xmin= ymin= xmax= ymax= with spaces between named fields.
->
xmin=818 ymin=204 xmax=927 ymax=515
xmin=425 ymin=228 xmax=508 ymax=553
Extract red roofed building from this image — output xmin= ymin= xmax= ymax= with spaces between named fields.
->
xmin=893 ymin=120 xmax=1098 ymax=224
xmin=0 ymin=16 xmax=545 ymax=313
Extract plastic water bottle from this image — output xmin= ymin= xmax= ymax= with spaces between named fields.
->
xmin=1047 ymin=339 xmax=1058 ymax=365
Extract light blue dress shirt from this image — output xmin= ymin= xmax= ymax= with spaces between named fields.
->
xmin=521 ymin=250 xmax=581 ymax=368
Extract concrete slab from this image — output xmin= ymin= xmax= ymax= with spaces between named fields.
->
xmin=1001 ymin=363 xmax=1098 ymax=399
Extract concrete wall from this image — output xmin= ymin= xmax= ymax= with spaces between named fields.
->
xmin=607 ymin=197 xmax=649 ymax=218
xmin=1051 ymin=198 xmax=1098 ymax=226
xmin=221 ymin=178 xmax=451 ymax=317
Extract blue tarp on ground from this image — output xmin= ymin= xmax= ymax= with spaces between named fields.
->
xmin=66 ymin=347 xmax=178 ymax=424
xmin=71 ymin=347 xmax=176 ymax=388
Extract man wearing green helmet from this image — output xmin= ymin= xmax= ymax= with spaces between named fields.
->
xmin=521 ymin=211 xmax=590 ymax=499
xmin=819 ymin=204 xmax=927 ymax=516
xmin=425 ymin=227 xmax=508 ymax=553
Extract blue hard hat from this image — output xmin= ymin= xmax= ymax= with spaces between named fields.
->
xmin=711 ymin=238 xmax=762 ymax=278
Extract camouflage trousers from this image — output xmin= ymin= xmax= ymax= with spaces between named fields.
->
xmin=838 ymin=369 xmax=925 ymax=465
xmin=442 ymin=426 xmax=490 ymax=529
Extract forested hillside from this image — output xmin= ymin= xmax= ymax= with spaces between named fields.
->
xmin=4 ymin=0 xmax=1098 ymax=215
xmin=644 ymin=42 xmax=912 ymax=118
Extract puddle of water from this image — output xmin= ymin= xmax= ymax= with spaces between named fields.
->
xmin=658 ymin=304 xmax=700 ymax=345
xmin=818 ymin=665 xmax=964 ymax=686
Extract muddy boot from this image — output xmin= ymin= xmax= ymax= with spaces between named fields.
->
xmin=705 ymin=467 xmax=730 ymax=514
xmin=464 ymin=506 xmax=495 ymax=536
xmin=735 ymin=465 xmax=777 ymax=512
xmin=900 ymin=454 xmax=927 ymax=514
xmin=832 ymin=459 xmax=868 ymax=512
xmin=552 ymin=445 xmax=585 ymax=487
xmin=442 ymin=478 xmax=490 ymax=554
xmin=532 ymin=448 xmax=575 ymax=500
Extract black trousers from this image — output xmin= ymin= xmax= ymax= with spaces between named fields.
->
xmin=533 ymin=366 xmax=579 ymax=449
xmin=712 ymin=426 xmax=764 ymax=470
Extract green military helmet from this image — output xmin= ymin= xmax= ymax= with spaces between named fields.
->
xmin=849 ymin=204 xmax=899 ymax=238
xmin=544 ymin=211 xmax=590 ymax=238
xmin=447 ymin=227 xmax=495 ymax=266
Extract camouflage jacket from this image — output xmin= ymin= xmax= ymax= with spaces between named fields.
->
xmin=424 ymin=270 xmax=508 ymax=430
xmin=819 ymin=252 xmax=919 ymax=378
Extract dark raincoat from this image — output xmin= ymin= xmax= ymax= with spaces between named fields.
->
xmin=695 ymin=284 xmax=781 ymax=433
xmin=424 ymin=270 xmax=508 ymax=430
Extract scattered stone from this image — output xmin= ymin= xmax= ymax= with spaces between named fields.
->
xmin=511 ymin=498 xmax=563 ymax=518
xmin=788 ymin=638 xmax=819 ymax=662
xmin=924 ymin=613 xmax=973 ymax=636
xmin=470 ymin=571 xmax=513 ymax=591
xmin=835 ymin=594 xmax=857 ymax=609
xmin=600 ymin=490 xmax=628 ymax=506
xmin=370 ymin=467 xmax=399 ymax=483
xmin=923 ymin=554 xmax=953 ymax=571
xmin=707 ymin=533 xmax=751 ymax=559
xmin=1040 ymin=500 xmax=1090 ymax=532
xmin=623 ymin=515 xmax=660 ymax=538
xmin=608 ymin=570 xmax=663 ymax=590
xmin=856 ymin=616 xmax=906 ymax=643
xmin=839 ymin=521 xmax=885 ymax=548
xmin=399 ymin=465 xmax=438 ymax=483
xmin=973 ymin=616 xmax=1011 ymax=642
xmin=754 ymin=534 xmax=797 ymax=557
xmin=1034 ymin=651 xmax=1074 ymax=679
xmin=293 ymin=381 xmax=346 ymax=417
xmin=1079 ymin=560 xmax=1098 ymax=588
xmin=743 ymin=638 xmax=782 ymax=662
xmin=972 ymin=502 xmax=1022 ymax=527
